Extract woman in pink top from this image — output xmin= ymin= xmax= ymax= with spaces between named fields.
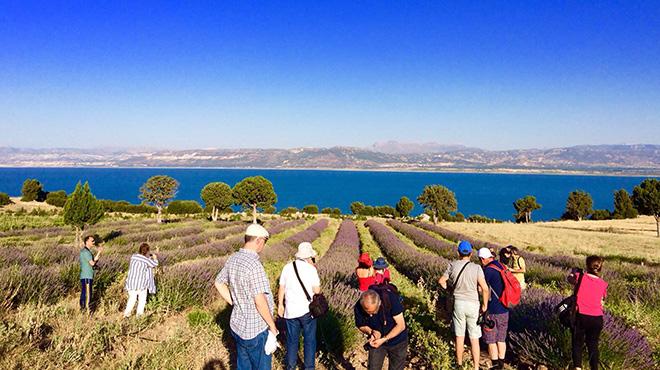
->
xmin=356 ymin=252 xmax=375 ymax=291
xmin=567 ymin=255 xmax=607 ymax=370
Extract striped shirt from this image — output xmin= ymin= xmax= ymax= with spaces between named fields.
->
xmin=125 ymin=253 xmax=159 ymax=293
xmin=216 ymin=248 xmax=274 ymax=340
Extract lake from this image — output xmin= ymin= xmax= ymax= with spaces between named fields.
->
xmin=0 ymin=168 xmax=653 ymax=221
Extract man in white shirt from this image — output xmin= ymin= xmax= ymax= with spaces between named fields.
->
xmin=278 ymin=242 xmax=321 ymax=370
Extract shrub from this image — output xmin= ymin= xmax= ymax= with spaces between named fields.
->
xmin=0 ymin=192 xmax=12 ymax=207
xmin=21 ymin=179 xmax=46 ymax=202
xmin=302 ymin=204 xmax=319 ymax=214
xmin=45 ymin=190 xmax=67 ymax=207
xmin=166 ymin=200 xmax=203 ymax=215
xmin=590 ymin=209 xmax=612 ymax=220
xmin=279 ymin=207 xmax=299 ymax=216
xmin=100 ymin=199 xmax=156 ymax=214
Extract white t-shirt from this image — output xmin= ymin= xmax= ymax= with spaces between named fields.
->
xmin=279 ymin=260 xmax=321 ymax=319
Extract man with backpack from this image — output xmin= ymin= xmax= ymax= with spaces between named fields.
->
xmin=478 ymin=247 xmax=521 ymax=370
xmin=439 ymin=241 xmax=489 ymax=370
xmin=354 ymin=285 xmax=408 ymax=370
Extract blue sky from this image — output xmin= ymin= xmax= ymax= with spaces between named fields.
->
xmin=1 ymin=1 xmax=659 ymax=150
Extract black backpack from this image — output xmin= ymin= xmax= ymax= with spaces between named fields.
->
xmin=368 ymin=282 xmax=403 ymax=326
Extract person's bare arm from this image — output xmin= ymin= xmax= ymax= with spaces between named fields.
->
xmin=438 ymin=275 xmax=449 ymax=290
xmin=477 ymin=275 xmax=489 ymax=313
xmin=88 ymin=247 xmax=103 ymax=266
xmin=255 ymin=293 xmax=278 ymax=334
xmin=215 ymin=282 xmax=233 ymax=305
xmin=277 ymin=284 xmax=286 ymax=317
xmin=370 ymin=313 xmax=405 ymax=348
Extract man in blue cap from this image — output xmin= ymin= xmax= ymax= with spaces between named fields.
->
xmin=439 ymin=241 xmax=489 ymax=370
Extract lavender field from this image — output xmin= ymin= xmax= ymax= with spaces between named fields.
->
xmin=0 ymin=213 xmax=657 ymax=369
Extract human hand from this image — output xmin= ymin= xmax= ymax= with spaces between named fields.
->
xmin=370 ymin=330 xmax=382 ymax=341
xmin=369 ymin=337 xmax=387 ymax=349
xmin=97 ymin=246 xmax=104 ymax=254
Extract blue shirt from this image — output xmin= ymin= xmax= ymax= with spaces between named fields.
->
xmin=354 ymin=289 xmax=408 ymax=346
xmin=484 ymin=260 xmax=508 ymax=314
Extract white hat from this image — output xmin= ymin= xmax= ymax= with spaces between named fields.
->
xmin=477 ymin=247 xmax=493 ymax=259
xmin=245 ymin=223 xmax=270 ymax=238
xmin=295 ymin=242 xmax=318 ymax=259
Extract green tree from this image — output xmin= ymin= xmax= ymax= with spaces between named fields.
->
xmin=613 ymin=189 xmax=638 ymax=219
xmin=0 ymin=192 xmax=12 ymax=207
xmin=302 ymin=204 xmax=319 ymax=214
xmin=280 ymin=207 xmax=299 ymax=216
xmin=63 ymin=182 xmax=104 ymax=246
xmin=45 ymin=190 xmax=68 ymax=207
xmin=167 ymin=200 xmax=204 ymax=215
xmin=395 ymin=196 xmax=414 ymax=218
xmin=139 ymin=175 xmax=179 ymax=223
xmin=201 ymin=182 xmax=233 ymax=221
xmin=513 ymin=195 xmax=542 ymax=223
xmin=21 ymin=179 xmax=46 ymax=202
xmin=590 ymin=209 xmax=612 ymax=221
xmin=232 ymin=176 xmax=277 ymax=223
xmin=563 ymin=190 xmax=593 ymax=221
xmin=264 ymin=205 xmax=277 ymax=214
xmin=350 ymin=201 xmax=365 ymax=215
xmin=632 ymin=178 xmax=660 ymax=237
xmin=417 ymin=185 xmax=458 ymax=224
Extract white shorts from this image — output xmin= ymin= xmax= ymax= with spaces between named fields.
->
xmin=453 ymin=300 xmax=482 ymax=339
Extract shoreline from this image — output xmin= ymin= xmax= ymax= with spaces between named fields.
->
xmin=0 ymin=165 xmax=658 ymax=178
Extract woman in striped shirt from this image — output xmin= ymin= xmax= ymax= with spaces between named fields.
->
xmin=124 ymin=242 xmax=159 ymax=317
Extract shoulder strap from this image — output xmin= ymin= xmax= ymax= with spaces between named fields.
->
xmin=453 ymin=261 xmax=471 ymax=289
xmin=573 ymin=269 xmax=585 ymax=297
xmin=293 ymin=260 xmax=312 ymax=302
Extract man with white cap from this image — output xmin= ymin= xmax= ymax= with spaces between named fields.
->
xmin=277 ymin=242 xmax=321 ymax=370
xmin=215 ymin=223 xmax=277 ymax=370
xmin=478 ymin=247 xmax=510 ymax=370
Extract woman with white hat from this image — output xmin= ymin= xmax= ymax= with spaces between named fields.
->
xmin=277 ymin=242 xmax=322 ymax=369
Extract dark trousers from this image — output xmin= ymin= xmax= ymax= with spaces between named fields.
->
xmin=80 ymin=279 xmax=93 ymax=310
xmin=367 ymin=339 xmax=407 ymax=370
xmin=572 ymin=313 xmax=603 ymax=370
xmin=285 ymin=313 xmax=317 ymax=370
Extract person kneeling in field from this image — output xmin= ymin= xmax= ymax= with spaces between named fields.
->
xmin=438 ymin=241 xmax=489 ymax=370
xmin=354 ymin=288 xmax=408 ymax=370
xmin=278 ymin=242 xmax=321 ymax=370
xmin=215 ymin=224 xmax=278 ymax=370
xmin=123 ymin=242 xmax=159 ymax=317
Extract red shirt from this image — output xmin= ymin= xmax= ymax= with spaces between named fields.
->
xmin=374 ymin=269 xmax=391 ymax=284
xmin=358 ymin=275 xmax=376 ymax=291
xmin=574 ymin=272 xmax=608 ymax=316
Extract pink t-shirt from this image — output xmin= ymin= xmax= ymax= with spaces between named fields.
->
xmin=575 ymin=272 xmax=608 ymax=316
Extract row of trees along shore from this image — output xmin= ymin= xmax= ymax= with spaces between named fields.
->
xmin=3 ymin=176 xmax=660 ymax=237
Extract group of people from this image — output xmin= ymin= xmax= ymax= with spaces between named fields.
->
xmin=78 ymin=225 xmax=608 ymax=370
xmin=439 ymin=241 xmax=607 ymax=370
xmin=78 ymin=235 xmax=159 ymax=318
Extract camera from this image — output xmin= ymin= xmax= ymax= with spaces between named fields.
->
xmin=478 ymin=313 xmax=496 ymax=330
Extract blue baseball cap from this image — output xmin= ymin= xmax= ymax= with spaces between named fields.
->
xmin=458 ymin=240 xmax=473 ymax=254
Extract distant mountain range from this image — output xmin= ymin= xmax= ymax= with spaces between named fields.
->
xmin=1 ymin=143 xmax=659 ymax=176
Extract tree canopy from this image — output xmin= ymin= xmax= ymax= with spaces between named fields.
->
xmin=563 ymin=190 xmax=593 ymax=221
xmin=139 ymin=175 xmax=179 ymax=223
xmin=302 ymin=204 xmax=319 ymax=214
xmin=63 ymin=182 xmax=104 ymax=245
xmin=396 ymin=196 xmax=414 ymax=218
xmin=417 ymin=185 xmax=457 ymax=224
xmin=613 ymin=189 xmax=638 ymax=219
xmin=21 ymin=179 xmax=46 ymax=202
xmin=201 ymin=182 xmax=233 ymax=221
xmin=513 ymin=195 xmax=541 ymax=223
xmin=232 ymin=176 xmax=277 ymax=223
xmin=632 ymin=178 xmax=660 ymax=237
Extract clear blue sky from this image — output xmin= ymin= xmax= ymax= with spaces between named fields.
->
xmin=1 ymin=1 xmax=659 ymax=150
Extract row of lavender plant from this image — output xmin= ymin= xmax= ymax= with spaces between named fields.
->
xmin=314 ymin=220 xmax=363 ymax=358
xmin=386 ymin=219 xmax=456 ymax=259
xmin=365 ymin=220 xmax=447 ymax=290
xmin=261 ymin=219 xmax=329 ymax=262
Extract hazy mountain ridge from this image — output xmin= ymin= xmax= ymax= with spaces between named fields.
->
xmin=0 ymin=144 xmax=658 ymax=175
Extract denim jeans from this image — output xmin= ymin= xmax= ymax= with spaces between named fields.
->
xmin=285 ymin=313 xmax=317 ymax=369
xmin=231 ymin=329 xmax=272 ymax=370
xmin=80 ymin=279 xmax=93 ymax=310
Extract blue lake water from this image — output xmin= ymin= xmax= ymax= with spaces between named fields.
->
xmin=0 ymin=168 xmax=654 ymax=221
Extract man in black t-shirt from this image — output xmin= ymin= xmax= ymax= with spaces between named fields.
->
xmin=354 ymin=288 xmax=408 ymax=370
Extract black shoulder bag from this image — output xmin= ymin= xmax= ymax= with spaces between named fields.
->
xmin=293 ymin=260 xmax=329 ymax=318
xmin=555 ymin=268 xmax=585 ymax=329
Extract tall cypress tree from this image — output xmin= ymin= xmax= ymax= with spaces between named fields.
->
xmin=63 ymin=182 xmax=104 ymax=246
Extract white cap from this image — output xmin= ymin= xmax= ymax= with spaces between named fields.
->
xmin=295 ymin=242 xmax=318 ymax=259
xmin=245 ymin=223 xmax=270 ymax=238
xmin=477 ymin=247 xmax=493 ymax=259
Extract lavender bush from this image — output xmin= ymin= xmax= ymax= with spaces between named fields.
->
xmin=387 ymin=219 xmax=455 ymax=258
